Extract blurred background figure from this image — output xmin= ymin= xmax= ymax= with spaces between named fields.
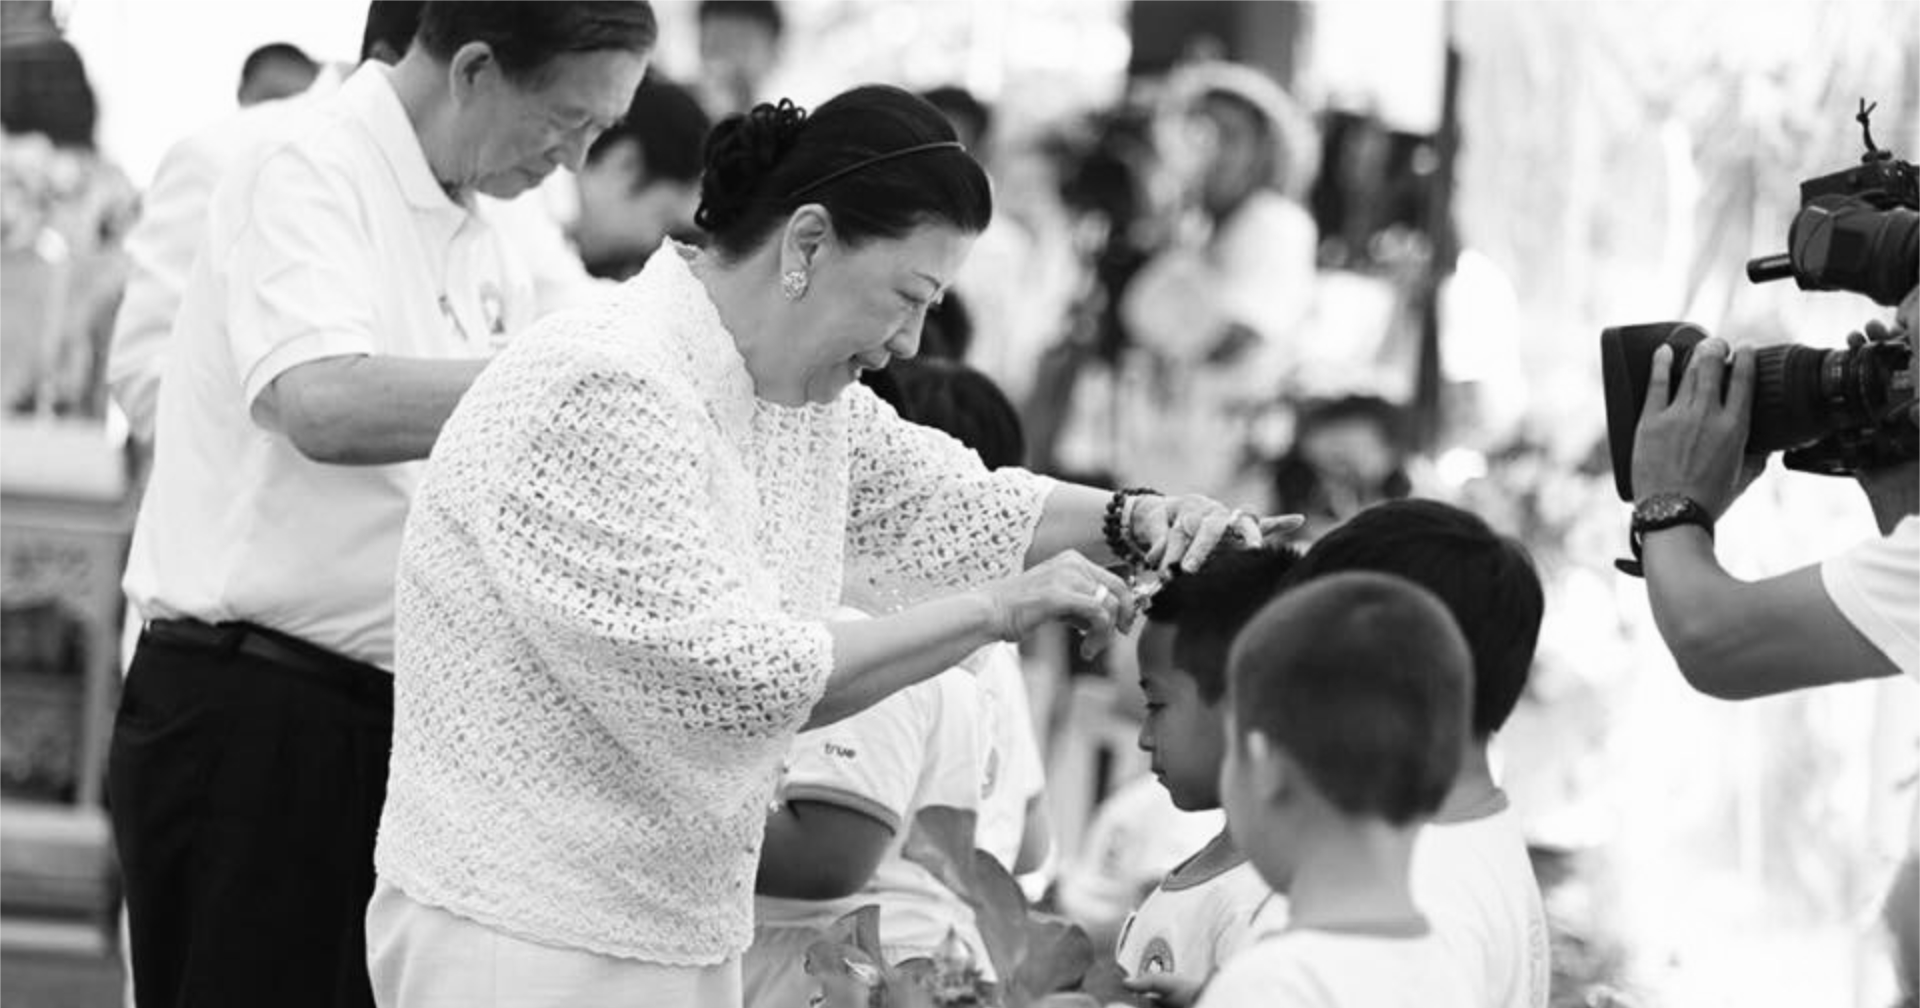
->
xmin=1271 ymin=394 xmax=1413 ymax=543
xmin=0 ymin=0 xmax=135 ymax=421
xmin=1115 ymin=60 xmax=1319 ymax=502
xmin=695 ymin=0 xmax=784 ymax=119
xmin=236 ymin=41 xmax=320 ymax=107
xmin=570 ymin=72 xmax=711 ymax=281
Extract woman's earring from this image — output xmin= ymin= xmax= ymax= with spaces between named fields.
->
xmin=781 ymin=270 xmax=809 ymax=301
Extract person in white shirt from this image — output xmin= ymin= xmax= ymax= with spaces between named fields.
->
xmin=1629 ymin=293 xmax=1917 ymax=695
xmin=746 ymin=609 xmax=993 ymax=1008
xmin=105 ymin=6 xmax=655 ymax=1006
xmin=106 ymin=1 xmax=602 ymax=448
xmin=368 ymin=83 xmax=1300 ymax=1007
xmin=1116 ymin=548 xmax=1299 ymax=1005
xmin=1628 ymin=293 xmax=1917 ymax=999
xmin=1112 ymin=61 xmax=1319 ymax=502
xmin=1202 ymin=573 xmax=1478 ymax=1008
xmin=1284 ymin=499 xmax=1552 ymax=1008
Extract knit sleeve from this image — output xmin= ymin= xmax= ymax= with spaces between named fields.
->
xmin=476 ymin=360 xmax=835 ymax=747
xmin=841 ymin=385 xmax=1053 ymax=610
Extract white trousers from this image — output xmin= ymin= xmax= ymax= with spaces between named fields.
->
xmin=366 ymin=879 xmax=743 ymax=1008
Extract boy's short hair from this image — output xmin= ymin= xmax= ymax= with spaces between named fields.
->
xmin=881 ymin=358 xmax=1021 ymax=469
xmin=586 ymin=73 xmax=712 ymax=185
xmin=1285 ymin=499 xmax=1543 ymax=737
xmin=1146 ymin=546 xmax=1302 ymax=703
xmin=1229 ymin=571 xmax=1470 ymax=825
xmin=698 ymin=0 xmax=784 ymax=37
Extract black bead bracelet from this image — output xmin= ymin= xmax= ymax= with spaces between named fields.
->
xmin=1103 ymin=487 xmax=1159 ymax=571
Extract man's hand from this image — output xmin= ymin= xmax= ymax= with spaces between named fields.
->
xmin=1629 ymin=337 xmax=1757 ymax=518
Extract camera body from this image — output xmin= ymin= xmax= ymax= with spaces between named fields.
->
xmin=1602 ymin=102 xmax=1919 ymax=501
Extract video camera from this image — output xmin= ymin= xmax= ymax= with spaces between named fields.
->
xmin=1601 ymin=100 xmax=1918 ymax=501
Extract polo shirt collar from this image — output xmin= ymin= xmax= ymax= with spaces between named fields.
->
xmin=338 ymin=63 xmax=465 ymax=215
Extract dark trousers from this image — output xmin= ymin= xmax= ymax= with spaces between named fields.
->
xmin=108 ymin=620 xmax=393 ymax=1008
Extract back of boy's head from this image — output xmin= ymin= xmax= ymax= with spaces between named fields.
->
xmin=1228 ymin=571 xmax=1470 ymax=825
xmin=1146 ymin=546 xmax=1302 ymax=704
xmin=882 ymin=358 xmax=1023 ymax=470
xmin=1286 ymin=499 xmax=1542 ymax=738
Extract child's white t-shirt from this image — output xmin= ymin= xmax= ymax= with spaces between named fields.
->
xmin=1196 ymin=927 xmax=1476 ymax=1008
xmin=1055 ymin=774 xmax=1228 ymax=931
xmin=1412 ymin=793 xmax=1551 ymax=1008
xmin=1821 ymin=515 xmax=1919 ymax=680
xmin=754 ymin=667 xmax=990 ymax=966
xmin=967 ymin=642 xmax=1048 ymax=869
xmin=1114 ymin=833 xmax=1280 ymax=981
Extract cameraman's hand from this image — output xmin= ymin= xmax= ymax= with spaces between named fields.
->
xmin=1630 ymin=337 xmax=1757 ymax=518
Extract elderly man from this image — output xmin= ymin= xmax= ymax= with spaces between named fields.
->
xmin=106 ymin=4 xmax=654 ymax=1006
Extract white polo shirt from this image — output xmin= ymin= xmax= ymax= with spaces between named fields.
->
xmin=1822 ymin=515 xmax=1920 ymax=681
xmin=124 ymin=64 xmax=548 ymax=669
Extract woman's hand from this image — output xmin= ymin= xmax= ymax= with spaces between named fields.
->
xmin=1131 ymin=494 xmax=1304 ymax=574
xmin=979 ymin=550 xmax=1137 ymax=658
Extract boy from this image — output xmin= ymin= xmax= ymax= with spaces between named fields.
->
xmin=746 ymin=609 xmax=993 ymax=1008
xmin=1200 ymin=572 xmax=1476 ymax=1008
xmin=1284 ymin=499 xmax=1551 ymax=1008
xmin=1116 ymin=548 xmax=1298 ymax=996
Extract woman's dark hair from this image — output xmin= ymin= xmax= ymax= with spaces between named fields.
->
xmin=415 ymin=1 xmax=657 ymax=84
xmin=696 ymin=85 xmax=993 ymax=259
xmin=883 ymin=359 xmax=1024 ymax=470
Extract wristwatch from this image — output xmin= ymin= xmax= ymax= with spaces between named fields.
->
xmin=1615 ymin=492 xmax=1715 ymax=577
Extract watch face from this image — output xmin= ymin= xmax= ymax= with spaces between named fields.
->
xmin=1635 ymin=493 xmax=1708 ymax=530
xmin=1639 ymin=494 xmax=1690 ymax=522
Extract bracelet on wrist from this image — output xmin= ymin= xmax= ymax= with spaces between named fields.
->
xmin=1103 ymin=487 xmax=1158 ymax=571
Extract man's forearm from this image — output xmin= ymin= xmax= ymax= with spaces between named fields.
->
xmin=265 ymin=355 xmax=490 ymax=465
xmin=1643 ymin=526 xmax=1900 ymax=697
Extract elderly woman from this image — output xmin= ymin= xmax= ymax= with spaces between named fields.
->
xmin=368 ymin=84 xmax=1291 ymax=1006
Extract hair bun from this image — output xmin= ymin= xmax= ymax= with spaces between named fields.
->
xmin=696 ymin=98 xmax=807 ymax=234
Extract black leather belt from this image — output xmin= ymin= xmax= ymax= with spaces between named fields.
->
xmin=143 ymin=618 xmax=391 ymax=691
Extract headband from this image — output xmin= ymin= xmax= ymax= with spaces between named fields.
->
xmin=788 ymin=141 xmax=966 ymax=199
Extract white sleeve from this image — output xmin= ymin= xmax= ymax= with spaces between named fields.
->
xmin=108 ymin=132 xmax=225 ymax=441
xmin=842 ymin=385 xmax=1052 ymax=608
xmin=474 ymin=358 xmax=835 ymax=749
xmin=1195 ymin=944 xmax=1325 ymax=1008
xmin=1820 ymin=516 xmax=1920 ymax=680
xmin=781 ymin=681 xmax=935 ymax=832
xmin=218 ymin=147 xmax=382 ymax=418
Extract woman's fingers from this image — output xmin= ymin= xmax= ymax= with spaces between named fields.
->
xmin=1258 ymin=514 xmax=1305 ymax=541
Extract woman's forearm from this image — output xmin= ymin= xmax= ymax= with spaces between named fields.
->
xmin=1025 ymin=482 xmax=1128 ymax=569
xmin=814 ymin=592 xmax=1002 ymax=729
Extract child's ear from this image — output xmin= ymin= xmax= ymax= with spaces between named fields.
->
xmin=1245 ymin=729 xmax=1289 ymax=805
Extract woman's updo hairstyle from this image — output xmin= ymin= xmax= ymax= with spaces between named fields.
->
xmin=696 ymin=84 xmax=992 ymax=259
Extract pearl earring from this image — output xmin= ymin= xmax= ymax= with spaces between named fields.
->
xmin=781 ymin=270 xmax=809 ymax=301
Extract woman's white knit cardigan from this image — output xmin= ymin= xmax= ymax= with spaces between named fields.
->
xmin=375 ymin=245 xmax=1053 ymax=965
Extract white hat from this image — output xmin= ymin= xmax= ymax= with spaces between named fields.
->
xmin=1161 ymin=61 xmax=1319 ymax=201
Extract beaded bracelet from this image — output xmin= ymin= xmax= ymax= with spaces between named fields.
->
xmin=1103 ymin=487 xmax=1159 ymax=571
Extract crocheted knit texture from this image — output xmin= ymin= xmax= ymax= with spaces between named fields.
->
xmin=376 ymin=243 xmax=1052 ymax=965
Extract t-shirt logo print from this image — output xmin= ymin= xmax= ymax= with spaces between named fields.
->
xmin=823 ymin=742 xmax=857 ymax=760
xmin=1139 ymin=936 xmax=1176 ymax=975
